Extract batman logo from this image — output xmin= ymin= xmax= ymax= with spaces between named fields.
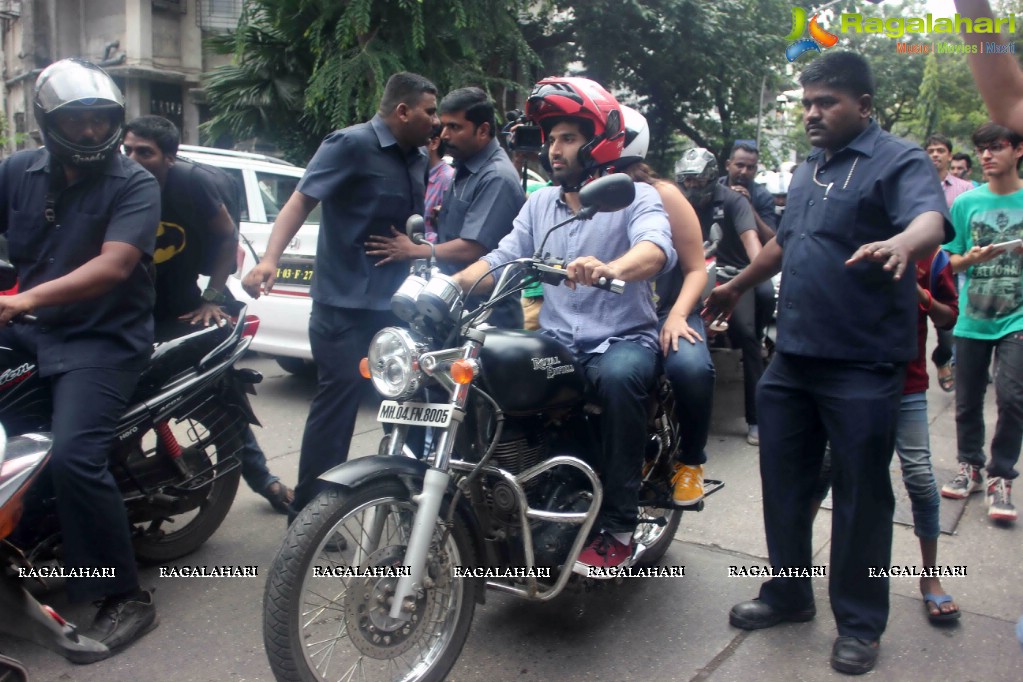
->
xmin=155 ymin=221 xmax=187 ymax=265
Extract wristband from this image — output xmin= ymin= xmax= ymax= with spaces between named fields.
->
xmin=919 ymin=289 xmax=933 ymax=313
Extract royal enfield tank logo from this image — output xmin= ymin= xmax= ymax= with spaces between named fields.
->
xmin=531 ymin=356 xmax=575 ymax=379
xmin=0 ymin=362 xmax=35 ymax=390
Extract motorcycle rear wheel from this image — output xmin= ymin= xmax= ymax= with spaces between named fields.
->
xmin=263 ymin=481 xmax=476 ymax=682
xmin=129 ymin=402 xmax=243 ymax=563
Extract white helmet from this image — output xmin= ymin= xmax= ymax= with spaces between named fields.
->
xmin=763 ymin=171 xmax=790 ymax=196
xmin=618 ymin=105 xmax=649 ymax=166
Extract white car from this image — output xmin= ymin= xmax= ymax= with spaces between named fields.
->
xmin=177 ymin=145 xmax=317 ymax=375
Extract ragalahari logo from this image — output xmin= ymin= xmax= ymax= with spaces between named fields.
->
xmin=785 ymin=7 xmax=839 ymax=62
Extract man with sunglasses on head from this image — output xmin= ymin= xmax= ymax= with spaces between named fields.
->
xmin=707 ymin=51 xmax=951 ymax=675
xmin=940 ymin=122 xmax=1023 ymax=524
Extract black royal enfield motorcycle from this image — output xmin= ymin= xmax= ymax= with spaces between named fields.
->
xmin=263 ymin=174 xmax=722 ymax=682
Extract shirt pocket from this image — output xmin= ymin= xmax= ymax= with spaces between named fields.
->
xmin=437 ymin=196 xmax=471 ymax=242
xmin=6 ymin=208 xmax=43 ymax=264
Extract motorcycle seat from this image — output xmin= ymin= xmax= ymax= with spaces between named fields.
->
xmin=134 ymin=324 xmax=233 ymax=397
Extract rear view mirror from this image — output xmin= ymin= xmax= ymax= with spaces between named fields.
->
xmin=577 ymin=173 xmax=635 ymax=219
xmin=406 ymin=215 xmax=427 ymax=243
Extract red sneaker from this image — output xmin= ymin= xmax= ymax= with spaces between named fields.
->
xmin=573 ymin=531 xmax=634 ymax=577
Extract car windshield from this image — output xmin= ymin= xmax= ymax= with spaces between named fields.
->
xmin=257 ymin=172 xmax=321 ymax=224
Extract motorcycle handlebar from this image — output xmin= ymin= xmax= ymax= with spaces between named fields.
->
xmin=595 ymin=276 xmax=625 ymax=294
xmin=6 ymin=313 xmax=37 ymax=326
xmin=530 ymin=261 xmax=623 ymax=294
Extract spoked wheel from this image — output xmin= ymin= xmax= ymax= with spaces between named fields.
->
xmin=264 ymin=481 xmax=476 ymax=682
xmin=127 ymin=401 xmax=243 ymax=563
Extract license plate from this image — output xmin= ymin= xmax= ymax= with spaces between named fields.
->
xmin=275 ymin=259 xmax=314 ymax=285
xmin=377 ymin=401 xmax=453 ymax=428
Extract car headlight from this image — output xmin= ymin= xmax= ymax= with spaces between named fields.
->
xmin=367 ymin=327 xmax=424 ymax=399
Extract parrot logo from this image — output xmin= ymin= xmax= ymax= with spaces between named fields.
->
xmin=154 ymin=221 xmax=187 ymax=265
xmin=785 ymin=7 xmax=840 ymax=62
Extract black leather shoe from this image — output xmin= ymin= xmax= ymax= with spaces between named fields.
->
xmin=729 ymin=598 xmax=816 ymax=630
xmin=87 ymin=590 xmax=159 ymax=654
xmin=831 ymin=636 xmax=879 ymax=675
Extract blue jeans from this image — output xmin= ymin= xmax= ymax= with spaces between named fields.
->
xmin=815 ymin=393 xmax=940 ymax=540
xmin=894 ymin=392 xmax=940 ymax=539
xmin=660 ymin=312 xmax=715 ymax=466
xmin=578 ymin=341 xmax=659 ymax=534
xmin=239 ymin=426 xmax=279 ymax=494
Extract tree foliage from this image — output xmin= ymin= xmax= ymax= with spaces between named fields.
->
xmin=201 ymin=0 xmax=544 ymax=163
xmin=201 ymin=0 xmax=1021 ymax=174
xmin=830 ymin=1 xmax=929 ymax=135
xmin=552 ymin=0 xmax=790 ymax=174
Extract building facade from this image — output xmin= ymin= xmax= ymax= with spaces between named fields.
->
xmin=0 ymin=0 xmax=242 ymax=155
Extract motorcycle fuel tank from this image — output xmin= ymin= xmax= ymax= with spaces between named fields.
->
xmin=478 ymin=330 xmax=585 ymax=415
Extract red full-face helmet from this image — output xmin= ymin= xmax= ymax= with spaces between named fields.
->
xmin=525 ymin=76 xmax=625 ymax=174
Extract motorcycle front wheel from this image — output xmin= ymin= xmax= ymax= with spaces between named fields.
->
xmin=263 ymin=481 xmax=476 ymax=682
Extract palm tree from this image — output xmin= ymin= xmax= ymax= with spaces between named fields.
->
xmin=200 ymin=0 xmax=546 ymax=162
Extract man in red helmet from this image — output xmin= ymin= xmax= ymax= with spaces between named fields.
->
xmin=451 ymin=77 xmax=676 ymax=573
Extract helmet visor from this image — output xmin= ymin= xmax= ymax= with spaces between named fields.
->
xmin=36 ymin=64 xmax=124 ymax=115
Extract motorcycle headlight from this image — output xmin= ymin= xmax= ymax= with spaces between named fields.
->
xmin=367 ymin=327 xmax=424 ymax=399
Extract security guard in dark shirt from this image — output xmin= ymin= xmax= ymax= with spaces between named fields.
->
xmin=708 ymin=52 xmax=952 ymax=676
xmin=243 ymin=72 xmax=438 ymax=517
xmin=365 ymin=86 xmax=526 ymax=328
xmin=0 ymin=59 xmax=160 ymax=659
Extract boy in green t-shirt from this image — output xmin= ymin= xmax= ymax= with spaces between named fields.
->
xmin=941 ymin=122 xmax=1023 ymax=523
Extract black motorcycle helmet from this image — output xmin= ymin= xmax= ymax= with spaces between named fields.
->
xmin=33 ymin=58 xmax=125 ymax=168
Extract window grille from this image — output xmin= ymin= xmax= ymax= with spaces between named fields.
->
xmin=196 ymin=0 xmax=244 ymax=32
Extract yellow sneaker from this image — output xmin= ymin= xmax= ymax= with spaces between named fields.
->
xmin=671 ymin=463 xmax=704 ymax=507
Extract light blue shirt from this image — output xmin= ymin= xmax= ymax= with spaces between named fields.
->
xmin=483 ymin=181 xmax=675 ymax=355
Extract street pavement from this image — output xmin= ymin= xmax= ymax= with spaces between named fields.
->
xmin=1 ymin=350 xmax=1020 ymax=682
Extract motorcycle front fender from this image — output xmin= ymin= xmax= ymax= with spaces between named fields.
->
xmin=318 ymin=455 xmax=487 ymax=604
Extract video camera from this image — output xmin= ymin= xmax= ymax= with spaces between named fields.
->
xmin=502 ymin=109 xmax=543 ymax=154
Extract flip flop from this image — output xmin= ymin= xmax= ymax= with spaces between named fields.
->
xmin=923 ymin=592 xmax=960 ymax=624
xmin=937 ymin=362 xmax=955 ymax=392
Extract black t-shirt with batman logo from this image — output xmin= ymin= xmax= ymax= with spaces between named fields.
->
xmin=154 ymin=160 xmax=223 ymax=322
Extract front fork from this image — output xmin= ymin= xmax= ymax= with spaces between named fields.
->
xmin=388 ymin=466 xmax=452 ymax=620
xmin=386 ymin=331 xmax=481 ymax=621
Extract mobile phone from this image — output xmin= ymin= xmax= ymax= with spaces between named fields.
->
xmin=990 ymin=239 xmax=1023 ymax=253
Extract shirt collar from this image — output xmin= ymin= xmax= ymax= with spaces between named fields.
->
xmin=370 ymin=113 xmax=400 ymax=149
xmin=27 ymin=149 xmax=49 ymax=173
xmin=457 ymin=137 xmax=502 ymax=176
xmin=807 ymin=119 xmax=881 ymax=164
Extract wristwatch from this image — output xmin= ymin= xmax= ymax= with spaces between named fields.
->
xmin=201 ymin=287 xmax=227 ymax=305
